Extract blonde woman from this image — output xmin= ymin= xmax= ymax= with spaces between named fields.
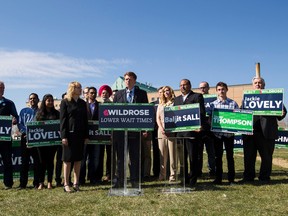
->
xmin=60 ymin=81 xmax=89 ymax=192
xmin=156 ymin=86 xmax=177 ymax=182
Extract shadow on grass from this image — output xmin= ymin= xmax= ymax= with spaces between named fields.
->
xmin=74 ymin=169 xmax=288 ymax=193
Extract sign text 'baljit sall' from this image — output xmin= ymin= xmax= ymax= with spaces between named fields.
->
xmin=88 ymin=120 xmax=111 ymax=144
xmin=164 ymin=103 xmax=201 ymax=132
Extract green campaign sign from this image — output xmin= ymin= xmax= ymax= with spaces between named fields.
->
xmin=0 ymin=116 xmax=12 ymax=141
xmin=211 ymin=108 xmax=253 ymax=134
xmin=1 ymin=140 xmax=34 ymax=180
xmin=243 ymin=88 xmax=284 ymax=116
xmin=88 ymin=120 xmax=111 ymax=145
xmin=26 ymin=120 xmax=61 ymax=147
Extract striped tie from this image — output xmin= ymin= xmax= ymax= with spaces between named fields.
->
xmin=127 ymin=91 xmax=132 ymax=103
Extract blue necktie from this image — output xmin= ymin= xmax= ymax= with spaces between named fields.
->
xmin=127 ymin=91 xmax=132 ymax=103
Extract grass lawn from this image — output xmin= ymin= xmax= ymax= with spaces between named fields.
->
xmin=0 ymin=149 xmax=288 ymax=216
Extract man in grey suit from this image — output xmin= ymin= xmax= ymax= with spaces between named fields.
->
xmin=113 ymin=71 xmax=148 ymax=188
xmin=240 ymin=77 xmax=287 ymax=184
xmin=174 ymin=79 xmax=207 ymax=187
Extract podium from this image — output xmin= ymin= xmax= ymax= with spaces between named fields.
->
xmin=97 ymin=103 xmax=158 ymax=196
xmin=159 ymin=137 xmax=194 ymax=194
xmin=109 ymin=130 xmax=143 ymax=196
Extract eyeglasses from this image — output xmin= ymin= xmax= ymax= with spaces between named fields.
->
xmin=29 ymin=97 xmax=37 ymax=100
xmin=89 ymin=92 xmax=96 ymax=95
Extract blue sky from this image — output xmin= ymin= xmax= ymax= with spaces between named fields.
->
xmin=1 ymin=0 xmax=288 ymax=111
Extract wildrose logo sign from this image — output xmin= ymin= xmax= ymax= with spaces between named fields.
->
xmin=99 ymin=103 xmax=155 ymax=131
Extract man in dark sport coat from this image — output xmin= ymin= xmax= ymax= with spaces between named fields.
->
xmin=240 ymin=77 xmax=287 ymax=184
xmin=174 ymin=79 xmax=207 ymax=187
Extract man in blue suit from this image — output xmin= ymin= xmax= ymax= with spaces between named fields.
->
xmin=113 ymin=72 xmax=148 ymax=188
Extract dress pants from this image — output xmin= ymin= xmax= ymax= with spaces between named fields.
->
xmin=95 ymin=145 xmax=104 ymax=182
xmin=198 ymin=131 xmax=216 ymax=176
xmin=243 ymin=131 xmax=275 ymax=181
xmin=19 ymin=136 xmax=40 ymax=188
xmin=113 ymin=131 xmax=140 ymax=184
xmin=177 ymin=132 xmax=200 ymax=185
xmin=214 ymin=135 xmax=235 ymax=182
xmin=80 ymin=144 xmax=100 ymax=184
xmin=151 ymin=129 xmax=160 ymax=177
xmin=38 ymin=146 xmax=57 ymax=183
xmin=95 ymin=144 xmax=113 ymax=181
xmin=0 ymin=140 xmax=14 ymax=187
xmin=157 ymin=130 xmax=176 ymax=180
xmin=105 ymin=145 xmax=112 ymax=178
xmin=55 ymin=145 xmax=63 ymax=184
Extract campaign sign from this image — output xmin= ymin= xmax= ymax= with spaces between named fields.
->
xmin=231 ymin=129 xmax=288 ymax=151
xmin=234 ymin=134 xmax=243 ymax=151
xmin=0 ymin=116 xmax=12 ymax=141
xmin=27 ymin=120 xmax=61 ymax=147
xmin=0 ymin=140 xmax=32 ymax=179
xmin=203 ymin=94 xmax=217 ymax=115
xmin=275 ymin=127 xmax=288 ymax=148
xmin=211 ymin=108 xmax=253 ymax=134
xmin=88 ymin=120 xmax=111 ymax=144
xmin=164 ymin=103 xmax=201 ymax=132
xmin=99 ymin=103 xmax=155 ymax=131
xmin=243 ymin=88 xmax=284 ymax=116
xmin=1 ymin=140 xmax=34 ymax=179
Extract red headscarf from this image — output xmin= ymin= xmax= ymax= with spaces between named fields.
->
xmin=98 ymin=85 xmax=112 ymax=97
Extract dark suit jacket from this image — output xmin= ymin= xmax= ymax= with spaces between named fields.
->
xmin=256 ymin=106 xmax=287 ymax=139
xmin=86 ymin=100 xmax=99 ymax=121
xmin=174 ymin=90 xmax=208 ymax=136
xmin=60 ymin=98 xmax=89 ymax=139
xmin=113 ymin=85 xmax=148 ymax=104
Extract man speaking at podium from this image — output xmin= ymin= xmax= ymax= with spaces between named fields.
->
xmin=113 ymin=72 xmax=148 ymax=188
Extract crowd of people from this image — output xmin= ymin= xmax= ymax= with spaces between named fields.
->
xmin=0 ymin=71 xmax=286 ymax=192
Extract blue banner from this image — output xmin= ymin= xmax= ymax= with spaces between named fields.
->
xmin=275 ymin=128 xmax=288 ymax=148
xmin=99 ymin=103 xmax=155 ymax=131
xmin=232 ymin=128 xmax=288 ymax=150
xmin=203 ymin=94 xmax=217 ymax=115
xmin=243 ymin=88 xmax=284 ymax=116
xmin=164 ymin=104 xmax=201 ymax=132
xmin=0 ymin=141 xmax=34 ymax=179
